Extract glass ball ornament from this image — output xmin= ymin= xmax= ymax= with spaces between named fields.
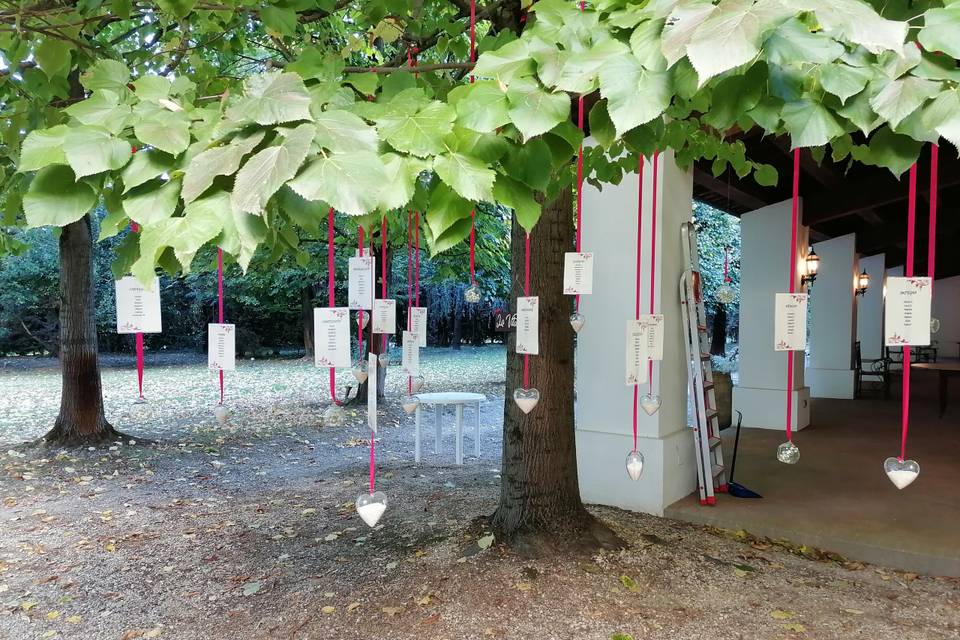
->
xmin=213 ymin=404 xmax=229 ymax=426
xmin=356 ymin=491 xmax=388 ymax=527
xmin=639 ymin=393 xmax=661 ymax=416
xmin=464 ymin=284 xmax=482 ymax=304
xmin=351 ymin=360 xmax=368 ymax=383
xmin=776 ymin=441 xmax=800 ymax=465
xmin=411 ymin=375 xmax=426 ymax=393
xmin=401 ymin=395 xmax=420 ymax=415
xmin=569 ymin=312 xmax=585 ymax=333
xmin=717 ymin=283 xmax=736 ymax=304
xmin=930 ymin=317 xmax=941 ymax=334
xmin=130 ymin=397 xmax=149 ymax=419
xmin=356 ymin=312 xmax=369 ymax=330
xmin=323 ymin=404 xmax=345 ymax=427
xmin=377 ymin=352 xmax=390 ymax=368
xmin=625 ymin=451 xmax=644 ymax=481
xmin=883 ymin=456 xmax=920 ymax=490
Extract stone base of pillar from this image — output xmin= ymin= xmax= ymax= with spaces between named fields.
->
xmin=732 ymin=386 xmax=811 ymax=431
xmin=575 ymin=427 xmax=697 ymax=516
xmin=807 ymin=368 xmax=856 ymax=399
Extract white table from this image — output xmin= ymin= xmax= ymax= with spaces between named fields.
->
xmin=414 ymin=392 xmax=485 ymax=465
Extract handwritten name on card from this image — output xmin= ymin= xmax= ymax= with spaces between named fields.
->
xmin=515 ymin=297 xmax=539 ymax=355
xmin=626 ymin=319 xmax=650 ymax=386
xmin=115 ymin=276 xmax=163 ymax=334
xmin=367 ymin=352 xmax=378 ymax=433
xmin=313 ymin=308 xmax=351 ymax=368
xmin=208 ymin=323 xmax=236 ymax=371
xmin=885 ymin=277 xmax=932 ymax=346
xmin=774 ymin=293 xmax=808 ymax=351
xmin=409 ymin=307 xmax=427 ymax=347
xmin=402 ymin=331 xmax=420 ymax=375
xmin=563 ymin=252 xmax=594 ymax=295
xmin=348 ymin=256 xmax=375 ymax=310
xmin=639 ymin=314 xmax=664 ymax=361
xmin=372 ymin=299 xmax=396 ymax=334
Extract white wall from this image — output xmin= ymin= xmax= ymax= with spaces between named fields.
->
xmin=856 ymin=254 xmax=886 ymax=360
xmin=807 ymin=233 xmax=858 ymax=398
xmin=932 ymin=275 xmax=960 ymax=358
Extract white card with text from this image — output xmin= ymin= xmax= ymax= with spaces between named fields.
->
xmin=563 ymin=252 xmax=594 ymax=295
xmin=372 ymin=299 xmax=396 ymax=334
xmin=885 ymin=277 xmax=932 ymax=346
xmin=774 ymin=293 xmax=808 ymax=351
xmin=409 ymin=307 xmax=428 ymax=347
xmin=626 ymin=319 xmax=650 ymax=385
xmin=515 ymin=296 xmax=539 ymax=355
xmin=207 ymin=323 xmax=236 ymax=371
xmin=639 ymin=314 xmax=664 ymax=361
xmin=348 ymin=256 xmax=375 ymax=310
xmin=313 ymin=308 xmax=351 ymax=368
xmin=402 ymin=331 xmax=420 ymax=375
xmin=367 ymin=352 xmax=378 ymax=433
xmin=115 ymin=276 xmax=163 ymax=334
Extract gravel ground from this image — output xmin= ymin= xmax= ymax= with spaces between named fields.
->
xmin=1 ymin=351 xmax=958 ymax=640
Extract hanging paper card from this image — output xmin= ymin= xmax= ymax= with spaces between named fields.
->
xmin=367 ymin=352 xmax=378 ymax=433
xmin=626 ymin=319 xmax=650 ymax=385
xmin=313 ymin=308 xmax=351 ymax=368
xmin=563 ymin=252 xmax=594 ymax=295
xmin=885 ymin=277 xmax=932 ymax=346
xmin=774 ymin=293 xmax=808 ymax=351
xmin=515 ymin=296 xmax=539 ymax=355
xmin=207 ymin=323 xmax=236 ymax=371
xmin=410 ymin=307 xmax=428 ymax=347
xmin=639 ymin=314 xmax=664 ymax=361
xmin=402 ymin=331 xmax=420 ymax=375
xmin=115 ymin=276 xmax=162 ymax=334
xmin=348 ymin=257 xmax=375 ymax=310
xmin=372 ymin=299 xmax=396 ymax=334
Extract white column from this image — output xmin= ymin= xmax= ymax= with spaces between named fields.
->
xmin=856 ymin=253 xmax=886 ymax=360
xmin=932 ymin=276 xmax=960 ymax=359
xmin=732 ymin=200 xmax=811 ymax=430
xmin=807 ymin=233 xmax=858 ymax=398
xmin=575 ymin=149 xmax=696 ymax=516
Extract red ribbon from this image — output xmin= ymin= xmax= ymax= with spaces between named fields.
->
xmin=217 ymin=248 xmax=225 ymax=405
xmin=522 ymin=232 xmax=531 ymax=388
xmin=900 ymin=163 xmax=919 ymax=461
xmin=327 ymin=208 xmax=342 ymax=406
xmin=357 ymin=226 xmax=366 ymax=361
xmin=381 ymin=216 xmax=388 ymax=355
xmin=723 ymin=246 xmax=730 ymax=283
xmin=647 ymin=152 xmax=660 ymax=392
xmin=785 ymin=149 xmax=801 ymax=443
xmin=632 ymin=156 xmax=645 ymax=452
xmin=928 ymin=145 xmax=939 ymax=284
xmin=129 ymin=222 xmax=145 ymax=400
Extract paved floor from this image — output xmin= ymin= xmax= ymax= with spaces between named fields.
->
xmin=665 ymin=369 xmax=960 ymax=576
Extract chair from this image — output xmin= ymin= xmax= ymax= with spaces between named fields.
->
xmin=854 ymin=341 xmax=891 ymax=398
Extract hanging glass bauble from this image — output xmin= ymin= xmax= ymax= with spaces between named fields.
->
xmin=213 ymin=404 xmax=229 ymax=425
xmin=377 ymin=352 xmax=390 ymax=368
xmin=625 ymin=451 xmax=644 ymax=481
xmin=930 ymin=317 xmax=941 ymax=334
xmin=352 ymin=360 xmax=369 ymax=383
xmin=356 ymin=491 xmax=388 ymax=527
xmin=639 ymin=393 xmax=661 ymax=416
xmin=323 ymin=404 xmax=345 ymax=426
xmin=569 ymin=312 xmax=585 ymax=333
xmin=717 ymin=283 xmax=736 ymax=304
xmin=464 ymin=284 xmax=482 ymax=304
xmin=402 ymin=395 xmax=420 ymax=414
xmin=883 ymin=456 xmax=919 ymax=490
xmin=776 ymin=441 xmax=800 ymax=465
xmin=513 ymin=387 xmax=540 ymax=414
xmin=411 ymin=375 xmax=426 ymax=393
xmin=130 ymin=397 xmax=149 ymax=419
xmin=356 ymin=311 xmax=369 ymax=330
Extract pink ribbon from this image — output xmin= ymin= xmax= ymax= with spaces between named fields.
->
xmin=647 ymin=152 xmax=659 ymax=392
xmin=217 ymin=248 xmax=225 ymax=405
xmin=522 ymin=232 xmax=531 ymax=388
xmin=130 ymin=221 xmax=145 ymax=400
xmin=900 ymin=163 xmax=919 ymax=461
xmin=632 ymin=156 xmax=645 ymax=452
xmin=784 ymin=149 xmax=800 ymax=442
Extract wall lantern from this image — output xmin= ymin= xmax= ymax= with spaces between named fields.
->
xmin=800 ymin=247 xmax=819 ymax=286
xmin=855 ymin=269 xmax=870 ymax=296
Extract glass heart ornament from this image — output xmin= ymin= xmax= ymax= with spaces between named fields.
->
xmin=377 ymin=352 xmax=389 ymax=367
xmin=323 ymin=404 xmax=345 ymax=427
xmin=883 ymin=456 xmax=919 ymax=490
xmin=569 ymin=312 xmax=585 ymax=333
xmin=401 ymin=395 xmax=420 ymax=415
xmin=130 ymin=397 xmax=149 ymax=419
xmin=776 ymin=441 xmax=800 ymax=465
xmin=411 ymin=375 xmax=426 ymax=393
xmin=513 ymin=387 xmax=540 ymax=414
xmin=213 ymin=404 xmax=229 ymax=425
xmin=464 ymin=284 xmax=482 ymax=304
xmin=356 ymin=312 xmax=369 ymax=330
xmin=717 ymin=283 xmax=736 ymax=304
xmin=639 ymin=393 xmax=661 ymax=416
xmin=625 ymin=451 xmax=644 ymax=481
xmin=351 ymin=360 xmax=368 ymax=383
xmin=356 ymin=491 xmax=388 ymax=527
xmin=930 ymin=317 xmax=941 ymax=334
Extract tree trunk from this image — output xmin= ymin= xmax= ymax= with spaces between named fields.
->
xmin=710 ymin=304 xmax=727 ymax=357
xmin=43 ymin=216 xmax=121 ymax=445
xmin=489 ymin=187 xmax=621 ymax=554
xmin=451 ymin=287 xmax=462 ymax=350
xmin=302 ymin=285 xmax=315 ymax=359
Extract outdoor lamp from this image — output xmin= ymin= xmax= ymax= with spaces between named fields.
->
xmin=801 ymin=247 xmax=819 ymax=286
xmin=855 ymin=269 xmax=870 ymax=296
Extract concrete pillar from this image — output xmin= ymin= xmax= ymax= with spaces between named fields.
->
xmin=932 ymin=276 xmax=960 ymax=358
xmin=732 ymin=200 xmax=811 ymax=430
xmin=575 ymin=149 xmax=697 ymax=516
xmin=856 ymin=253 xmax=886 ymax=361
xmin=807 ymin=233 xmax=858 ymax=398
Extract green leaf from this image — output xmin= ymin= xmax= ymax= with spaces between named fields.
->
xmin=134 ymin=108 xmax=191 ymax=156
xmin=181 ymin=130 xmax=266 ymax=203
xmin=232 ymin=124 xmax=313 ymax=214
xmin=80 ymin=59 xmax=130 ymax=92
xmin=781 ymin=99 xmax=845 ymax=148
xmin=35 ymin=39 xmax=71 ymax=79
xmin=450 ymin=81 xmax=510 ymax=134
xmin=122 ymin=179 xmax=182 ymax=225
xmin=661 ymin=0 xmax=717 ymax=68
xmin=288 ymin=150 xmax=386 ymax=216
xmin=261 ymin=5 xmax=298 ymax=37
xmin=424 ymin=182 xmax=472 ymax=240
xmin=493 ymin=175 xmax=540 ymax=232
xmin=433 ymin=152 xmax=495 ymax=202
xmin=121 ymin=149 xmax=176 ymax=193
xmin=473 ymin=38 xmax=535 ymax=84
xmin=226 ymin=72 xmax=313 ymax=126
xmin=133 ymin=192 xmax=224 ymax=282
xmin=65 ymin=91 xmax=132 ymax=134
xmin=919 ymin=8 xmax=960 ymax=60
xmin=556 ymin=38 xmax=630 ymax=93
xmin=314 ymin=110 xmax=379 ymax=152
xmin=753 ymin=163 xmax=778 ymax=187
xmin=588 ymin=99 xmax=616 ymax=149
xmin=133 ymin=76 xmax=173 ymax=102
xmin=19 ymin=126 xmax=69 ymax=172
xmin=869 ymin=76 xmax=941 ymax=129
xmin=599 ymin=53 xmax=671 ymax=136
xmin=850 ymin=127 xmax=922 ymax=178
xmin=376 ymin=100 xmax=456 ymax=157
xmin=804 ymin=0 xmax=907 ymax=54
xmin=98 ymin=202 xmax=129 ymax=241
xmin=820 ymin=64 xmax=872 ymax=104
xmin=63 ymin=127 xmax=133 ymax=178
xmin=836 ymin=90 xmax=880 ymax=136
xmin=506 ymin=77 xmax=570 ymax=141
xmin=378 ymin=154 xmax=428 ymax=211
xmin=765 ymin=18 xmax=844 ymax=66
xmin=23 ymin=166 xmax=96 ymax=227
xmin=345 ymin=73 xmax=379 ymax=97
xmin=921 ymin=89 xmax=960 ymax=152
xmin=501 ymin=139 xmax=553 ymax=191
xmin=156 ymin=0 xmax=197 ymax=17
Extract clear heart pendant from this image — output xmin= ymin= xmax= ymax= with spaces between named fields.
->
xmin=401 ymin=395 xmax=420 ymax=414
xmin=411 ymin=375 xmax=426 ymax=393
xmin=930 ymin=317 xmax=941 ymax=334
xmin=323 ymin=404 xmax=344 ymax=427
xmin=776 ymin=441 xmax=800 ymax=464
xmin=356 ymin=491 xmax=388 ymax=527
xmin=625 ymin=451 xmax=644 ymax=481
xmin=356 ymin=312 xmax=369 ymax=330
xmin=213 ymin=404 xmax=229 ymax=425
xmin=377 ymin=352 xmax=389 ymax=368
xmin=464 ymin=284 xmax=481 ymax=304
xmin=513 ymin=388 xmax=540 ymax=414
xmin=884 ymin=456 xmax=920 ymax=489
xmin=351 ymin=360 xmax=368 ymax=383
xmin=569 ymin=312 xmax=585 ymax=333
xmin=639 ymin=393 xmax=661 ymax=416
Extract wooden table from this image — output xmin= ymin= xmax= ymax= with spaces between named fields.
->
xmin=413 ymin=392 xmax=486 ymax=465
xmin=912 ymin=358 xmax=960 ymax=418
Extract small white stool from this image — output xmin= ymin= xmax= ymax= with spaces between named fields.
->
xmin=413 ymin=392 xmax=486 ymax=465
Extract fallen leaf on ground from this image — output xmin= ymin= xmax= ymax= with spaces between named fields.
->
xmin=46 ymin=610 xmax=61 ymax=620
xmin=382 ymin=606 xmax=403 ymax=616
xmin=770 ymin=610 xmax=795 ymax=620
xmin=842 ymin=608 xmax=864 ymax=615
xmin=783 ymin=623 xmax=806 ymax=633
xmin=477 ymin=534 xmax=495 ymax=550
xmin=321 ymin=606 xmax=335 ymax=614
xmin=619 ymin=575 xmax=640 ymax=592
xmin=242 ymin=581 xmax=262 ymax=596
xmin=347 ymin=602 xmax=361 ymax=612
